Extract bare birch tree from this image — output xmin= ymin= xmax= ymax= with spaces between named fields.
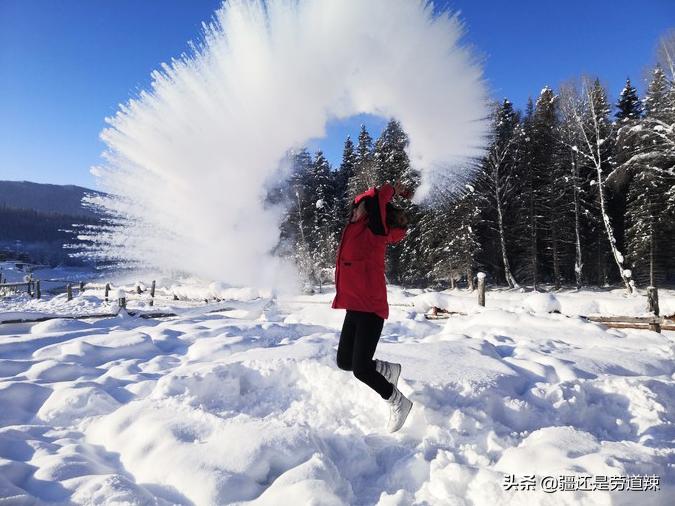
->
xmin=557 ymin=78 xmax=635 ymax=294
xmin=558 ymin=84 xmax=588 ymax=289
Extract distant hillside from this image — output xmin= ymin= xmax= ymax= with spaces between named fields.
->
xmin=0 ymin=180 xmax=104 ymax=218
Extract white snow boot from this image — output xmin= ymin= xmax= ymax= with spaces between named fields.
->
xmin=386 ymin=386 xmax=413 ymax=433
xmin=375 ymin=359 xmax=401 ymax=387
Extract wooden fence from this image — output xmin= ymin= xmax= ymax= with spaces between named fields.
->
xmin=424 ymin=273 xmax=672 ymax=333
xmin=1 ymin=272 xmax=672 ymax=332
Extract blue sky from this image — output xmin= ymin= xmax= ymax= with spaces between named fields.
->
xmin=1 ymin=0 xmax=673 ymax=189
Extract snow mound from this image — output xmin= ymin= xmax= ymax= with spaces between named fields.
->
xmin=31 ymin=318 xmax=91 ymax=334
xmin=37 ymin=385 xmax=120 ymax=425
xmin=87 ymin=405 xmax=319 ymax=505
xmin=522 ymin=292 xmax=561 ymax=313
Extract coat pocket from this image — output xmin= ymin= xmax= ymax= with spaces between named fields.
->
xmin=339 ymin=259 xmax=366 ymax=301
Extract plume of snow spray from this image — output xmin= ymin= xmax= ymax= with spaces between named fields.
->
xmin=82 ymin=0 xmax=491 ymax=288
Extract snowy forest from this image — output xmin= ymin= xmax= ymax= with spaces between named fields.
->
xmin=277 ymin=64 xmax=675 ymax=292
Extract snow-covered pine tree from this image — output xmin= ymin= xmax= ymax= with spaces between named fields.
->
xmin=511 ymin=99 xmax=537 ymax=288
xmin=513 ymin=91 xmax=557 ymax=290
xmin=395 ymin=205 xmax=430 ymax=286
xmin=372 ymin=119 xmax=422 ymax=284
xmin=373 ymin=119 xmax=417 ymax=186
xmin=334 ymin=136 xmax=356 ymax=221
xmin=347 ymin=125 xmax=378 ymax=199
xmin=475 ymin=99 xmax=521 ymax=288
xmin=306 ymin=151 xmax=338 ymax=289
xmin=624 ymin=66 xmax=675 ymax=286
xmin=420 ymin=182 xmax=483 ymax=289
xmin=656 ymin=53 xmax=675 ymax=268
xmin=276 ymin=149 xmax=318 ymax=288
xmin=611 ymin=78 xmax=644 ymax=189
xmin=616 ymin=78 xmax=643 ymax=122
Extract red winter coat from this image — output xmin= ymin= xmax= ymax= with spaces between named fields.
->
xmin=331 ymin=183 xmax=407 ymax=319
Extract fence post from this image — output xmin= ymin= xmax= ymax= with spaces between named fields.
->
xmin=647 ymin=286 xmax=661 ymax=332
xmin=36 ymin=280 xmax=41 ymax=299
xmin=647 ymin=286 xmax=660 ymax=316
xmin=79 ymin=281 xmax=85 ymax=293
xmin=67 ymin=284 xmax=73 ymax=301
xmin=477 ymin=272 xmax=486 ymax=307
xmin=150 ymin=280 xmax=156 ymax=307
xmin=105 ymin=283 xmax=110 ymax=302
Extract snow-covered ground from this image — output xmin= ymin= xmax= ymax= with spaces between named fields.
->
xmin=1 ymin=277 xmax=674 ymax=505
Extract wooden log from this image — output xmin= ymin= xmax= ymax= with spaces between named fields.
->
xmin=0 ymin=312 xmax=119 ymax=324
xmin=598 ymin=322 xmax=674 ymax=331
xmin=104 ymin=283 xmax=110 ymax=302
xmin=150 ymin=280 xmax=156 ymax=307
xmin=0 ymin=282 xmax=30 ymax=288
xmin=585 ymin=315 xmax=661 ymax=324
xmin=119 ymin=296 xmax=126 ymax=309
xmin=36 ymin=280 xmax=41 ymax=299
xmin=136 ymin=311 xmax=177 ymax=319
xmin=477 ymin=272 xmax=486 ymax=307
xmin=67 ymin=284 xmax=73 ymax=301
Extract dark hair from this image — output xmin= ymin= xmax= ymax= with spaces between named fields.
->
xmin=386 ymin=203 xmax=408 ymax=228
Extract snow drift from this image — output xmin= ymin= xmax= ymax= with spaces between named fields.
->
xmin=82 ymin=0 xmax=490 ymax=287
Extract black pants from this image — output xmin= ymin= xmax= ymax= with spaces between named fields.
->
xmin=336 ymin=310 xmax=393 ymax=400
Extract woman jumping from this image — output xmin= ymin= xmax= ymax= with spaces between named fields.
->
xmin=331 ymin=182 xmax=413 ymax=433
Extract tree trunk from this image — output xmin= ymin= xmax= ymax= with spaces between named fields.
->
xmin=529 ymin=177 xmax=538 ymax=291
xmin=495 ymin=185 xmax=518 ymax=289
xmin=572 ymin=151 xmax=583 ymax=289
xmin=596 ymin=167 xmax=634 ymax=293
xmin=531 ymin=217 xmax=538 ymax=291
xmin=552 ymin=226 xmax=561 ymax=290
xmin=649 ymin=215 xmax=655 ymax=287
